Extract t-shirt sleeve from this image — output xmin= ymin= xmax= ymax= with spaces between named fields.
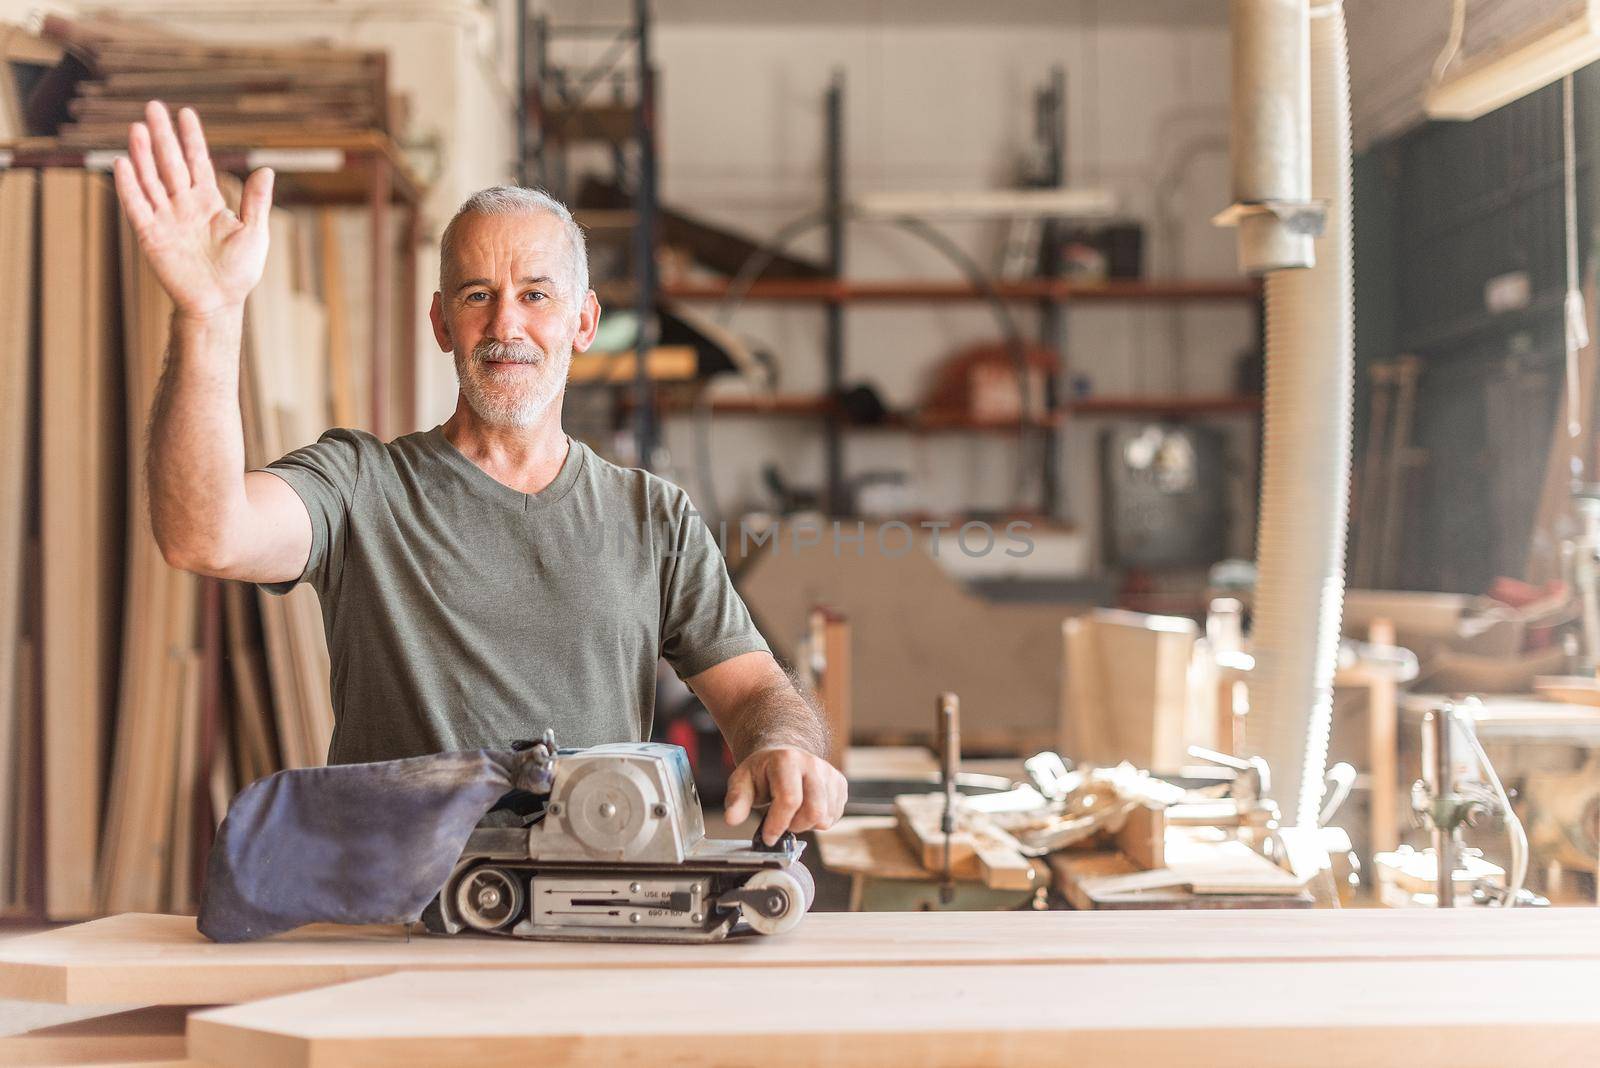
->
xmin=658 ymin=488 xmax=770 ymax=679
xmin=258 ymin=428 xmax=367 ymax=597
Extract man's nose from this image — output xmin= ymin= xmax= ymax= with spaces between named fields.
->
xmin=488 ymin=296 xmax=527 ymax=341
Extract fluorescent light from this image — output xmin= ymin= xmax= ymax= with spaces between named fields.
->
xmin=851 ymin=187 xmax=1116 ymax=220
xmin=1426 ymin=2 xmax=1600 ymax=120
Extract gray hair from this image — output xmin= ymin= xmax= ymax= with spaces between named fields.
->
xmin=438 ymin=186 xmax=590 ymax=300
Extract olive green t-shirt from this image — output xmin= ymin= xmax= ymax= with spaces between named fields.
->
xmin=261 ymin=427 xmax=769 ymax=766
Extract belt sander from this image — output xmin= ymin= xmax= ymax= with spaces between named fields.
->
xmin=423 ymin=735 xmax=816 ymax=943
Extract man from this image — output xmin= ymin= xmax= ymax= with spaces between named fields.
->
xmin=113 ymin=100 xmax=845 ymax=845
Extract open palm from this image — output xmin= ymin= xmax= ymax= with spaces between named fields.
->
xmin=112 ymin=100 xmax=274 ymax=318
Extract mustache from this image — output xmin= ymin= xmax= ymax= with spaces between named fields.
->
xmin=472 ymin=339 xmax=544 ymax=365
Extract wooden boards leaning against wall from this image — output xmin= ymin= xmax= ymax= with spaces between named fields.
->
xmin=39 ymin=170 xmax=122 ymax=919
xmin=229 ymin=177 xmax=341 ymax=769
xmin=98 ymin=194 xmax=198 ymax=916
xmin=0 ymin=171 xmax=376 ymax=919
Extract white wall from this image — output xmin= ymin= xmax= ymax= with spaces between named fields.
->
xmin=607 ymin=6 xmax=1259 ymax=563
xmin=32 ymin=0 xmax=1262 ymax=564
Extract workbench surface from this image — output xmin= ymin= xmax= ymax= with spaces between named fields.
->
xmin=5 ymin=908 xmax=1600 ymax=1005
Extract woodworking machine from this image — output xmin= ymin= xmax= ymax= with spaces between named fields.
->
xmin=424 ymin=735 xmax=815 ymax=943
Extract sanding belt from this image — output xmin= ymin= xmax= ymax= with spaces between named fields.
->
xmin=197 ymin=748 xmax=552 ymax=943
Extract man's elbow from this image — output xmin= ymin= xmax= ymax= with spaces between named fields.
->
xmin=157 ymin=531 xmax=235 ymax=577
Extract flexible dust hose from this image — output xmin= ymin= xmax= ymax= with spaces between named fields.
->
xmin=1244 ymin=0 xmax=1355 ymax=829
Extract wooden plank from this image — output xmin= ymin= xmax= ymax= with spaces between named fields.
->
xmin=239 ymin=205 xmax=334 ymax=769
xmin=1060 ymin=609 xmax=1197 ymax=769
xmin=812 ymin=607 xmax=850 ymax=767
xmin=814 ymin=817 xmax=941 ymax=881
xmin=0 ymin=168 xmax=37 ymax=911
xmin=1162 ymin=833 xmax=1308 ymax=895
xmin=842 ymin=746 xmax=938 ymax=782
xmin=100 ymin=199 xmax=197 ymax=914
xmin=9 ymin=910 xmax=1600 ymax=1007
xmin=39 ymin=168 xmax=113 ymax=919
xmin=1116 ymin=803 xmax=1165 ymax=871
xmin=567 ymin=346 xmax=697 ymax=384
xmin=1049 ymin=851 xmax=1313 ymax=911
xmin=188 ymin=960 xmax=1600 ymax=1067
xmin=0 ymin=1004 xmax=187 ymax=1063
xmin=1365 ymin=618 xmax=1400 ymax=858
xmin=167 ymin=652 xmax=203 ymax=913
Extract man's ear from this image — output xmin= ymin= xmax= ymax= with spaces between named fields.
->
xmin=571 ymin=290 xmax=602 ymax=354
xmin=428 ymin=292 xmax=453 ymax=353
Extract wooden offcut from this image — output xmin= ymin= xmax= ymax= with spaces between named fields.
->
xmin=891 ymin=793 xmax=1035 ymax=891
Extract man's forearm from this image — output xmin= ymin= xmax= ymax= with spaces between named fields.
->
xmin=147 ymin=306 xmax=250 ymax=569
xmin=720 ymin=669 xmax=832 ymax=764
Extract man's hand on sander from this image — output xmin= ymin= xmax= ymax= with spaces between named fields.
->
xmin=723 ymin=745 xmax=848 ymax=846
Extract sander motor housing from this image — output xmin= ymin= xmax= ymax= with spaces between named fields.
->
xmin=424 ymin=742 xmax=815 ymax=942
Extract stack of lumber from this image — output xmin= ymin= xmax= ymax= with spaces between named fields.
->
xmin=16 ymin=15 xmax=391 ymax=145
xmin=7 ymin=910 xmax=1600 ymax=1065
xmin=236 ymin=189 xmax=339 ymax=770
xmin=0 ymin=171 xmax=374 ymax=919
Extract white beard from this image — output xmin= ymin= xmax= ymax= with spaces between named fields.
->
xmin=456 ymin=338 xmax=572 ymax=427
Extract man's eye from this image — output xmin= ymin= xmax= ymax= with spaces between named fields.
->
xmin=466 ymin=292 xmax=488 ymax=302
xmin=523 ymin=291 xmax=546 ymax=302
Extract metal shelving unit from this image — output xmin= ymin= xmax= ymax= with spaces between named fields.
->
xmin=518 ymin=0 xmax=661 ymax=469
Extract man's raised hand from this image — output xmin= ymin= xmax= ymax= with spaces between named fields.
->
xmin=112 ymin=101 xmax=275 ymax=318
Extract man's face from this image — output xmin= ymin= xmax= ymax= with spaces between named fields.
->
xmin=429 ymin=212 xmax=599 ymax=428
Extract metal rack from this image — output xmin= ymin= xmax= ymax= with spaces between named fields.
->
xmin=659 ymin=70 xmax=1263 ymax=520
xmin=518 ymin=0 xmax=660 ymax=469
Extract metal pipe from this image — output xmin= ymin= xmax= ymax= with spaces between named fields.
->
xmin=1430 ymin=705 xmax=1457 ymax=908
xmin=1240 ymin=0 xmax=1354 ymax=828
xmin=938 ymin=692 xmax=960 ymax=905
xmin=824 ymin=72 xmax=846 ymax=516
xmin=1219 ymin=0 xmax=1317 ymax=272
xmin=630 ymin=0 xmax=658 ymax=469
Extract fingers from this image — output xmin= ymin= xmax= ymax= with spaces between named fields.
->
xmin=126 ymin=121 xmax=169 ymax=213
xmin=239 ymin=167 xmax=275 ymax=230
xmin=145 ymin=100 xmax=192 ymax=197
xmin=787 ymin=763 xmax=848 ymax=835
xmin=760 ymin=759 xmax=804 ymax=846
xmin=111 ymin=156 xmax=154 ymax=231
xmin=722 ymin=763 xmax=755 ymax=826
xmin=177 ymin=107 xmax=216 ymax=190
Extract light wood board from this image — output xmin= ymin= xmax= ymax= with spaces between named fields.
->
xmin=0 ymin=1004 xmax=188 ymax=1064
xmin=39 ymin=168 xmax=116 ymax=919
xmin=7 ymin=910 xmax=1600 ymax=1006
xmin=187 ymin=960 xmax=1600 ymax=1068
xmin=100 ymin=202 xmax=198 ymax=914
xmin=0 ymin=168 xmax=36 ymax=911
xmin=1060 ymin=609 xmax=1197 ymax=768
